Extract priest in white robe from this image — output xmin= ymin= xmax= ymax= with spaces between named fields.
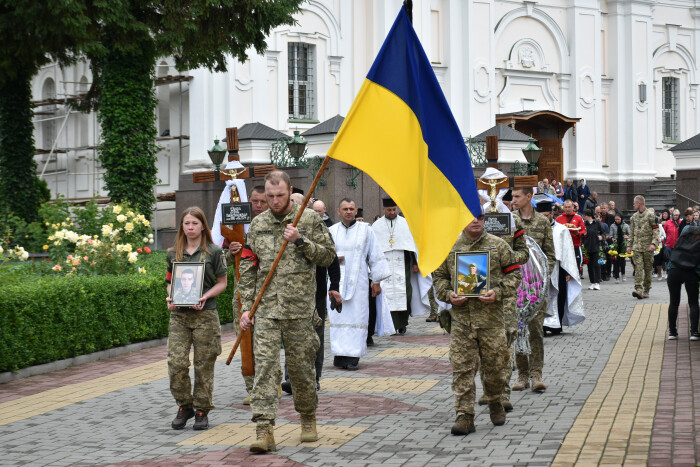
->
xmin=537 ymin=200 xmax=586 ymax=333
xmin=328 ymin=198 xmax=391 ymax=370
xmin=371 ymin=198 xmax=432 ymax=334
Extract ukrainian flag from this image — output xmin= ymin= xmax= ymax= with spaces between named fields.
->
xmin=327 ymin=8 xmax=480 ymax=274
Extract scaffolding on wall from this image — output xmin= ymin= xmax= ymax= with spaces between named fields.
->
xmin=31 ymin=63 xmax=192 ymax=202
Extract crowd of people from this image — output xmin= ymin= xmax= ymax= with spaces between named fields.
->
xmin=160 ymin=168 xmax=700 ymax=451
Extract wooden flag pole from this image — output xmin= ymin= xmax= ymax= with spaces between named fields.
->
xmin=226 ymin=155 xmax=331 ymax=365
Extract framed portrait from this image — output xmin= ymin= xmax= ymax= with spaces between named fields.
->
xmin=454 ymin=251 xmax=490 ymax=297
xmin=170 ymin=262 xmax=205 ymax=307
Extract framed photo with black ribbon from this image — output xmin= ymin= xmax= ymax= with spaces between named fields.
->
xmin=454 ymin=251 xmax=490 ymax=297
xmin=170 ymin=262 xmax=205 ymax=307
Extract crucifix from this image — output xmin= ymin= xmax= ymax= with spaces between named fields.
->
xmin=193 ymin=127 xmax=275 ymax=379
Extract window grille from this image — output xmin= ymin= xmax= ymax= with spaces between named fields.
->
xmin=662 ymin=77 xmax=680 ymax=142
xmin=288 ymin=43 xmax=315 ymax=120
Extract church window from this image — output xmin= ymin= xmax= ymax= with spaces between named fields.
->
xmin=288 ymin=42 xmax=315 ymax=120
xmin=662 ymin=77 xmax=680 ymax=142
xmin=42 ymin=78 xmax=57 ymax=150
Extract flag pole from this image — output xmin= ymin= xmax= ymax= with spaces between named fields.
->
xmin=226 ymin=155 xmax=331 ymax=365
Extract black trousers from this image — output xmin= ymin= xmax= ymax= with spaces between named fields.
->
xmin=667 ymin=268 xmax=700 ymax=335
xmin=587 ymin=251 xmax=601 ymax=284
xmin=368 ymin=279 xmax=377 ymax=338
xmin=613 ymin=257 xmax=626 ymax=278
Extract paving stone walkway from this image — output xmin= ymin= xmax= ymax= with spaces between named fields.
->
xmin=0 ymin=273 xmax=691 ymax=466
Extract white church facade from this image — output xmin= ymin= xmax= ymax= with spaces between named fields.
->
xmin=30 ymin=0 xmax=700 ymax=221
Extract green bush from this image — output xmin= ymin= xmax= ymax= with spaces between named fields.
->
xmin=0 ymin=250 xmax=235 ymax=372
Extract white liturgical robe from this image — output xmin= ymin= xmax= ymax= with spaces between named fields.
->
xmin=328 ymin=221 xmax=391 ymax=357
xmin=371 ymin=215 xmax=432 ymax=316
xmin=544 ymin=221 xmax=586 ymax=328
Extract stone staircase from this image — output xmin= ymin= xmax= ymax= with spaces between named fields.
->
xmin=621 ymin=177 xmax=677 ymax=219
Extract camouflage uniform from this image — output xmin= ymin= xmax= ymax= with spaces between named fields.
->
xmin=513 ymin=210 xmax=555 ymax=381
xmin=166 ymin=244 xmax=227 ymax=412
xmin=629 ymin=209 xmax=659 ymax=293
xmin=427 ymin=287 xmax=439 ymax=321
xmin=238 ymin=203 xmax=335 ymax=426
xmin=433 ymin=231 xmax=520 ymax=415
xmin=481 ymin=216 xmax=529 ymax=401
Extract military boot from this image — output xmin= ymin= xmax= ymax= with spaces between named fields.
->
xmin=531 ymin=374 xmax=547 ymax=392
xmin=451 ymin=413 xmax=475 ymax=435
xmin=642 ymin=291 xmax=649 ymax=299
xmin=249 ymin=424 xmax=276 ymax=453
xmin=478 ymin=394 xmax=488 ymax=405
xmin=502 ymin=398 xmax=513 ymax=412
xmin=632 ymin=289 xmax=643 ymax=299
xmin=300 ymin=414 xmax=318 ymax=442
xmin=512 ymin=373 xmax=530 ymax=391
xmin=489 ymin=402 xmax=506 ymax=426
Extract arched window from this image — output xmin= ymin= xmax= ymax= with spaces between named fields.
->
xmin=157 ymin=61 xmax=170 ymax=136
xmin=79 ymin=76 xmax=89 ymax=147
xmin=42 ymin=78 xmax=57 ymax=150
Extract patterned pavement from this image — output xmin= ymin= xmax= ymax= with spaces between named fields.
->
xmin=0 ymin=272 xmax=694 ymax=466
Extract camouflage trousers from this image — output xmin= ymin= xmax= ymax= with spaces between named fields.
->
xmin=167 ymin=308 xmax=222 ymax=412
xmin=480 ymin=297 xmax=518 ymax=400
xmin=251 ymin=317 xmax=320 ymax=425
xmin=515 ymin=303 xmax=546 ymax=378
xmin=428 ymin=288 xmax=439 ymax=319
xmin=450 ymin=313 xmax=507 ymax=415
xmin=232 ymin=312 xmax=282 ymax=394
xmin=633 ymin=250 xmax=654 ymax=292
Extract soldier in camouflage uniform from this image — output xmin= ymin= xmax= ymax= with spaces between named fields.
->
xmin=239 ymin=171 xmax=336 ymax=453
xmin=172 ymin=269 xmax=200 ymax=305
xmin=433 ymin=209 xmax=520 ymax=435
xmin=478 ymin=210 xmax=529 ymax=411
xmin=511 ymin=187 xmax=556 ymax=392
xmin=166 ymin=207 xmax=228 ymax=432
xmin=627 ymin=195 xmax=659 ymax=299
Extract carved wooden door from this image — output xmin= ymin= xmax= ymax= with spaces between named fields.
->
xmin=537 ymin=139 xmax=562 ymax=184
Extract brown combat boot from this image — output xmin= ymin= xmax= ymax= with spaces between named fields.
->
xmin=300 ymin=413 xmax=318 ymax=442
xmin=531 ymin=374 xmax=547 ymax=392
xmin=489 ymin=402 xmax=506 ymax=426
xmin=642 ymin=291 xmax=649 ymax=299
xmin=451 ymin=413 xmax=475 ymax=435
xmin=502 ymin=398 xmax=513 ymax=412
xmin=632 ymin=289 xmax=643 ymax=299
xmin=250 ymin=424 xmax=276 ymax=453
xmin=478 ymin=394 xmax=488 ymax=405
xmin=512 ymin=374 xmax=530 ymax=391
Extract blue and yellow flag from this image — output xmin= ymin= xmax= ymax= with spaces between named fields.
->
xmin=327 ymin=8 xmax=481 ymax=274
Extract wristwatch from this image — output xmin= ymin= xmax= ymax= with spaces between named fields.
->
xmin=294 ymin=236 xmax=305 ymax=247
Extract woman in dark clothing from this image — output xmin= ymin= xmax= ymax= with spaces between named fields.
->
xmin=577 ymin=179 xmax=591 ymax=213
xmin=666 ymin=226 xmax=700 ymax=340
xmin=582 ymin=209 xmax=603 ymax=289
xmin=610 ymin=214 xmax=630 ymax=282
xmin=679 ymin=207 xmax=694 ymax=235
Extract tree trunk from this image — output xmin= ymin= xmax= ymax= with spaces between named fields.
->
xmin=0 ymin=72 xmax=39 ymax=222
xmin=97 ymin=44 xmax=158 ymax=215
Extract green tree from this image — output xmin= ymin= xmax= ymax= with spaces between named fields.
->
xmin=85 ymin=0 xmax=305 ymax=214
xmin=0 ymin=0 xmax=93 ymax=221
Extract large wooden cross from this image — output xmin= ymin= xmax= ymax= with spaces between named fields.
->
xmin=192 ymin=127 xmax=275 ymax=378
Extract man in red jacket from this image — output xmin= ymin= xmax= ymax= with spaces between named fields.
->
xmin=556 ymin=199 xmax=586 ymax=272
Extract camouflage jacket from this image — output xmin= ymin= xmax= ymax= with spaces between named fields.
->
xmin=629 ymin=209 xmax=659 ymax=251
xmin=495 ymin=215 xmax=530 ymax=266
xmin=514 ymin=210 xmax=556 ymax=275
xmin=238 ymin=202 xmax=336 ymax=319
xmin=433 ymin=231 xmax=520 ymax=329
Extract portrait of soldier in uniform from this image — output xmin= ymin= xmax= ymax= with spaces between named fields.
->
xmin=171 ymin=264 xmax=204 ymax=306
xmin=455 ymin=253 xmax=490 ymax=297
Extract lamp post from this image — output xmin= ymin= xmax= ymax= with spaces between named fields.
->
xmin=521 ymin=137 xmax=542 ymax=175
xmin=207 ymin=139 xmax=227 ymax=180
xmin=287 ymin=130 xmax=307 ymax=160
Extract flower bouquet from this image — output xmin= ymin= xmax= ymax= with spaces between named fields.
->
xmin=598 ymin=244 xmax=607 ymax=265
xmin=582 ymin=246 xmax=590 ymax=265
xmin=516 ymin=237 xmax=549 ymax=355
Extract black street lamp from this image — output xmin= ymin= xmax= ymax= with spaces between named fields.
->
xmin=521 ymin=137 xmax=542 ymax=175
xmin=207 ymin=139 xmax=227 ymax=180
